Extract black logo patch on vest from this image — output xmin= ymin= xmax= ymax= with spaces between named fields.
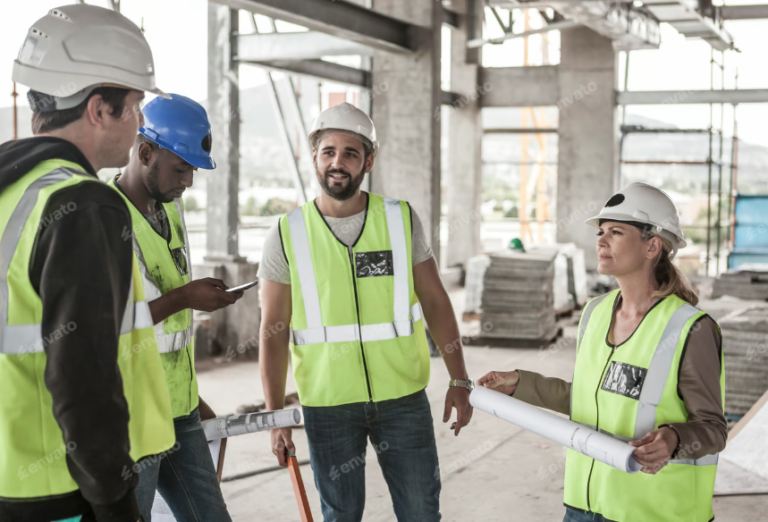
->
xmin=170 ymin=246 xmax=189 ymax=276
xmin=601 ymin=361 xmax=647 ymax=400
xmin=355 ymin=251 xmax=394 ymax=278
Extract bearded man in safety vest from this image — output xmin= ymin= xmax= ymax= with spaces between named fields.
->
xmin=0 ymin=5 xmax=175 ymax=522
xmin=110 ymin=94 xmax=242 ymax=521
xmin=259 ymin=102 xmax=473 ymax=521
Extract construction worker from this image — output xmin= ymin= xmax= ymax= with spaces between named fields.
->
xmin=109 ymin=93 xmax=240 ymax=521
xmin=0 ymin=5 xmax=175 ymax=522
xmin=259 ymin=102 xmax=473 ymax=521
xmin=478 ymin=183 xmax=727 ymax=522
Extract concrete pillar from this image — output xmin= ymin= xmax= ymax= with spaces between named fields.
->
xmin=556 ymin=28 xmax=619 ymax=270
xmin=446 ymin=0 xmax=483 ymax=269
xmin=206 ymin=4 xmax=240 ymax=261
xmin=371 ymin=0 xmax=442 ymax=263
xmin=202 ymin=6 xmax=260 ymax=358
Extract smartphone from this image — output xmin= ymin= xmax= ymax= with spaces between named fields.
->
xmin=226 ymin=280 xmax=258 ymax=293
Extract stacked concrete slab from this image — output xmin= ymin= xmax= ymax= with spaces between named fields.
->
xmin=712 ymin=269 xmax=768 ymax=301
xmin=479 ymin=249 xmax=559 ymax=340
xmin=719 ymin=305 xmax=768 ymax=415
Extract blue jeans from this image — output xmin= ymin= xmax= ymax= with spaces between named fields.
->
xmin=563 ymin=507 xmax=609 ymax=522
xmin=136 ymin=408 xmax=231 ymax=522
xmin=303 ymin=389 xmax=441 ymax=522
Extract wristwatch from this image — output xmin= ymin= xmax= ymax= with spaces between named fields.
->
xmin=449 ymin=379 xmax=474 ymax=391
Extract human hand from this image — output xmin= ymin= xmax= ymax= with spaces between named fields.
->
xmin=270 ymin=427 xmax=296 ymax=467
xmin=198 ymin=397 xmax=217 ymax=421
xmin=443 ymin=387 xmax=473 ymax=436
xmin=476 ymin=370 xmax=520 ymax=396
xmin=180 ymin=278 xmax=243 ymax=312
xmin=629 ymin=427 xmax=679 ymax=474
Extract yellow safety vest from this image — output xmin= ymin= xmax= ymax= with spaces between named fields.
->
xmin=279 ymin=193 xmax=430 ymax=407
xmin=0 ymin=160 xmax=174 ymax=499
xmin=565 ymin=289 xmax=724 ymax=522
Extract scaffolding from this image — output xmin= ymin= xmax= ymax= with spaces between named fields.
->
xmin=618 ymin=48 xmax=739 ymax=277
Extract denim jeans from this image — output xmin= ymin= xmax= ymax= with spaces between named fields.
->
xmin=563 ymin=507 xmax=609 ymax=522
xmin=303 ymin=389 xmax=441 ymax=522
xmin=135 ymin=408 xmax=231 ymax=522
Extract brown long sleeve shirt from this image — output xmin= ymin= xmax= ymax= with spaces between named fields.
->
xmin=513 ymin=315 xmax=727 ymax=460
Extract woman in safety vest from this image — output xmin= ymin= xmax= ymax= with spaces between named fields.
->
xmin=478 ymin=182 xmax=727 ymax=522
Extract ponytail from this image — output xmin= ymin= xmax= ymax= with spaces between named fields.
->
xmin=652 ymin=239 xmax=699 ymax=306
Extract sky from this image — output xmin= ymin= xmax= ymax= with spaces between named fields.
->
xmin=2 ymin=0 xmax=768 ymax=147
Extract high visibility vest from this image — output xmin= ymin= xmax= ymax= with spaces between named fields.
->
xmin=108 ymin=177 xmax=198 ymax=419
xmin=0 ymin=160 xmax=174 ymax=499
xmin=564 ymin=289 xmax=724 ymax=522
xmin=279 ymin=193 xmax=430 ymax=407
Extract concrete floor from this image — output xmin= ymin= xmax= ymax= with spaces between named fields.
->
xmin=197 ymin=291 xmax=768 ymax=521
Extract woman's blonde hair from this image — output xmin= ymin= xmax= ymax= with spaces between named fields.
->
xmin=650 ymin=236 xmax=699 ymax=306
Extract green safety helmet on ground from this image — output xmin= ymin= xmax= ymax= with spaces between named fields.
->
xmin=508 ymin=238 xmax=525 ymax=252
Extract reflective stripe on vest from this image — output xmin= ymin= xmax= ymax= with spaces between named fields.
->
xmin=0 ymin=168 xmax=149 ymax=355
xmin=288 ymin=197 xmax=420 ymax=345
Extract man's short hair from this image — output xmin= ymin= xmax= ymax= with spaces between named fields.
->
xmin=30 ymin=87 xmax=130 ymax=135
xmin=134 ymin=133 xmax=159 ymax=150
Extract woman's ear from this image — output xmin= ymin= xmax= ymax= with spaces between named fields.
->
xmin=647 ymin=236 xmax=663 ymax=259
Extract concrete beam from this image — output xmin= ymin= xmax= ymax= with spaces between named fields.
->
xmin=241 ymin=59 xmax=372 ymax=88
xmin=236 ymin=32 xmax=373 ymax=61
xmin=720 ymin=4 xmax=768 ymax=20
xmin=480 ymin=66 xmax=560 ymax=107
xmin=209 ymin=0 xmax=416 ymax=53
xmin=619 ymin=89 xmax=768 ymax=105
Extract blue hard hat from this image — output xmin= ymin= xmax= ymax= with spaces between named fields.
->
xmin=139 ymin=93 xmax=216 ymax=169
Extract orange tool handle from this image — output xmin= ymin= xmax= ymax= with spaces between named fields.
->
xmin=288 ymin=452 xmax=314 ymax=522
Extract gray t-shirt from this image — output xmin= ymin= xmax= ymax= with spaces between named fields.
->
xmin=258 ymin=205 xmax=434 ymax=285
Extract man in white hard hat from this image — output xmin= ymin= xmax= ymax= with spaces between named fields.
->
xmin=259 ymin=102 xmax=473 ymax=521
xmin=0 ymin=5 xmax=175 ymax=522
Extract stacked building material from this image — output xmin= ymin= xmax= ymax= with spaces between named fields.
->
xmin=719 ymin=306 xmax=768 ymax=415
xmin=712 ymin=268 xmax=768 ymax=301
xmin=479 ymin=249 xmax=560 ymax=340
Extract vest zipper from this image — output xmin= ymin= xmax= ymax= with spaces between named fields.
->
xmin=347 ymin=245 xmax=373 ymax=401
xmin=586 ymin=345 xmax=617 ymax=512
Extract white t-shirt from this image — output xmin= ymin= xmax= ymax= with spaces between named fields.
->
xmin=257 ymin=203 xmax=434 ymax=285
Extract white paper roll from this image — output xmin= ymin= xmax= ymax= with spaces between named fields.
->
xmin=202 ymin=408 xmax=302 ymax=440
xmin=470 ymin=386 xmax=641 ymax=473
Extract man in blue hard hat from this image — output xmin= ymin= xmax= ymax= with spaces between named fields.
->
xmin=109 ymin=93 xmax=241 ymax=521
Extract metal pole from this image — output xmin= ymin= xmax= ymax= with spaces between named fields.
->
xmin=705 ymin=48 xmax=714 ymax=277
xmin=252 ymin=15 xmax=308 ymax=204
xmin=715 ymin=51 xmax=725 ymax=276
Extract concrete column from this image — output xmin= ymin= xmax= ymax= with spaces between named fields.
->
xmin=206 ymin=4 xmax=240 ymax=261
xmin=446 ymin=0 xmax=483 ymax=269
xmin=202 ymin=6 xmax=260 ymax=359
xmin=556 ymin=28 xmax=619 ymax=270
xmin=371 ymin=0 xmax=442 ymax=263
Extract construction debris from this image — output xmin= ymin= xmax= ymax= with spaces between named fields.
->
xmin=712 ymin=267 xmax=768 ymax=301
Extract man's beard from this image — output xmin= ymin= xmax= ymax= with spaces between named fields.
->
xmin=146 ymin=159 xmax=175 ymax=204
xmin=318 ymin=164 xmax=365 ymax=201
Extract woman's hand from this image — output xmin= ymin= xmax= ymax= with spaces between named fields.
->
xmin=476 ymin=370 xmax=520 ymax=396
xmin=629 ymin=427 xmax=680 ymax=474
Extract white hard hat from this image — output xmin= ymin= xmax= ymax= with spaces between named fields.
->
xmin=308 ymin=102 xmax=378 ymax=157
xmin=12 ymin=4 xmax=166 ymax=110
xmin=586 ymin=182 xmax=687 ymax=253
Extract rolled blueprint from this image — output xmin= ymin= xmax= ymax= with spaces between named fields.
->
xmin=470 ymin=386 xmax=641 ymax=473
xmin=202 ymin=408 xmax=302 ymax=440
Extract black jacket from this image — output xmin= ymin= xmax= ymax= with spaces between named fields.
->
xmin=0 ymin=137 xmax=141 ymax=522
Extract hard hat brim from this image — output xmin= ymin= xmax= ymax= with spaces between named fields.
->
xmin=585 ymin=212 xmax=687 ymax=249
